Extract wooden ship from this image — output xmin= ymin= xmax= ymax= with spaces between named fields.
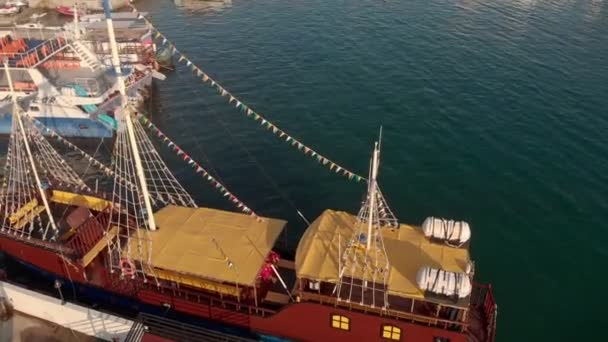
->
xmin=0 ymin=1 xmax=497 ymax=341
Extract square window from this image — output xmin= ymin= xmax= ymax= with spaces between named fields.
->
xmin=382 ymin=325 xmax=401 ymax=340
xmin=331 ymin=315 xmax=350 ymax=331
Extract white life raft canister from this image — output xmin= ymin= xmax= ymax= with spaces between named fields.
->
xmin=416 ymin=266 xmax=472 ymax=298
xmin=422 ymin=217 xmax=471 ymax=245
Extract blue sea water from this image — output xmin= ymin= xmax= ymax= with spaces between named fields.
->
xmin=134 ymin=0 xmax=606 ymax=340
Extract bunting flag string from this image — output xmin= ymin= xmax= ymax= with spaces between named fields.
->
xmin=131 ymin=5 xmax=366 ymax=184
xmin=138 ymin=115 xmax=261 ymax=221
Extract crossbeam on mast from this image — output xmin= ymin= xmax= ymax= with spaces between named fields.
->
xmin=3 ymin=61 xmax=57 ymax=232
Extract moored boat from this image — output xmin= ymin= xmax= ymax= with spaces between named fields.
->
xmin=0 ymin=1 xmax=497 ymax=341
xmin=56 ymin=5 xmax=85 ymax=17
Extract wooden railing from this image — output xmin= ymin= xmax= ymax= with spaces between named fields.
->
xmin=471 ymin=282 xmax=498 ymax=342
xmin=299 ymin=291 xmax=468 ymax=332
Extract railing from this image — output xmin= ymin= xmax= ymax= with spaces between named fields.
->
xmin=0 ymin=35 xmax=69 ymax=68
xmin=299 ymin=291 xmax=469 ymax=332
xmin=471 ymin=282 xmax=498 ymax=342
xmin=65 ymin=210 xmax=109 ymax=257
xmin=127 ymin=312 xmax=257 ymax=342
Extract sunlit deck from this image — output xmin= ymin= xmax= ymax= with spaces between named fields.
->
xmin=296 ymin=210 xmax=471 ymax=303
xmin=128 ymin=205 xmax=286 ymax=288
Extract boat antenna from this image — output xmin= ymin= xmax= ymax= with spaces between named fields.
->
xmin=3 ymin=60 xmax=58 ymax=232
xmin=103 ymin=0 xmax=157 ymax=231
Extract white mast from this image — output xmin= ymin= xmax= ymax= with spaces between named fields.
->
xmin=3 ymin=61 xmax=58 ymax=232
xmin=74 ymin=0 xmax=80 ymax=40
xmin=103 ymin=0 xmax=156 ymax=231
xmin=366 ymin=141 xmax=380 ymax=250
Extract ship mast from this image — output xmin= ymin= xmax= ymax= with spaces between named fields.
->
xmin=3 ymin=61 xmax=57 ymax=232
xmin=103 ymin=0 xmax=156 ymax=231
xmin=73 ymin=0 xmax=80 ymax=40
xmin=366 ymin=141 xmax=380 ymax=250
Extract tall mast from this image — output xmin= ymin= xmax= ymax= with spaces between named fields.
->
xmin=73 ymin=0 xmax=80 ymax=40
xmin=103 ymin=0 xmax=156 ymax=231
xmin=366 ymin=141 xmax=380 ymax=250
xmin=3 ymin=61 xmax=57 ymax=232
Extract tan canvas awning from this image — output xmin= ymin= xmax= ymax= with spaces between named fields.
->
xmin=128 ymin=205 xmax=286 ymax=287
xmin=295 ymin=210 xmax=470 ymax=300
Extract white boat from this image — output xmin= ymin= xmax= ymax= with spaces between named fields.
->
xmin=0 ymin=5 xmax=20 ymax=15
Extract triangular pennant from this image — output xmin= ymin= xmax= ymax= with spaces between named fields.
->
xmin=229 ymin=96 xmax=235 ymax=103
xmin=155 ymin=32 xmax=161 ymax=39
xmin=186 ymin=60 xmax=192 ymax=67
xmin=246 ymin=108 xmax=253 ymax=116
xmin=203 ymin=74 xmax=209 ymax=81
xmin=285 ymin=136 xmax=292 ymax=142
xmin=178 ymin=55 xmax=185 ymax=63
xmin=196 ymin=166 xmax=204 ymax=173
xmin=235 ymin=101 xmax=241 ymax=108
xmin=162 ymin=38 xmax=167 ymax=45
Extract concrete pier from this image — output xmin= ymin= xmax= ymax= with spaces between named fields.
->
xmin=0 ymin=281 xmax=134 ymax=341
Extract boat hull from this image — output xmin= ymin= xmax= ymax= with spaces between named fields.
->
xmin=0 ymin=114 xmax=113 ymax=139
xmin=0 ymin=235 xmax=472 ymax=342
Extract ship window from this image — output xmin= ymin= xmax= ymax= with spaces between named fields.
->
xmin=382 ymin=325 xmax=401 ymax=340
xmin=331 ymin=314 xmax=349 ymax=331
xmin=30 ymin=105 xmax=39 ymax=112
xmin=434 ymin=338 xmax=450 ymax=342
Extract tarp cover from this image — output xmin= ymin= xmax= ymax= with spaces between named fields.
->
xmin=131 ymin=206 xmax=286 ymax=287
xmin=295 ymin=210 xmax=471 ymax=301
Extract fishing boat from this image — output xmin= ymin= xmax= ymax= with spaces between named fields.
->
xmin=56 ymin=5 xmax=85 ymax=17
xmin=0 ymin=2 xmax=497 ymax=342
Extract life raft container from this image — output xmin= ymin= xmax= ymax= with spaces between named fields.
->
xmin=422 ymin=217 xmax=471 ymax=246
xmin=416 ymin=266 xmax=472 ymax=299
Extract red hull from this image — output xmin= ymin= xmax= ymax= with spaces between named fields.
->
xmin=0 ymin=235 xmax=494 ymax=341
xmin=56 ymin=6 xmax=81 ymax=17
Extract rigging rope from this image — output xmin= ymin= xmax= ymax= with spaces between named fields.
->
xmin=138 ymin=115 xmax=261 ymax=220
xmin=166 ymin=67 xmax=311 ymax=226
xmin=129 ymin=5 xmax=367 ymax=183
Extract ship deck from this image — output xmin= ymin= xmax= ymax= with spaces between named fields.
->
xmin=127 ymin=205 xmax=287 ymax=288
xmin=296 ymin=210 xmax=471 ymax=307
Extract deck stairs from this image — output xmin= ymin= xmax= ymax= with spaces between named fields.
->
xmin=71 ymin=40 xmax=103 ymax=72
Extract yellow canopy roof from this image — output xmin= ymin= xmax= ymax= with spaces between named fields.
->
xmin=295 ymin=210 xmax=471 ymax=299
xmin=129 ymin=206 xmax=286 ymax=287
